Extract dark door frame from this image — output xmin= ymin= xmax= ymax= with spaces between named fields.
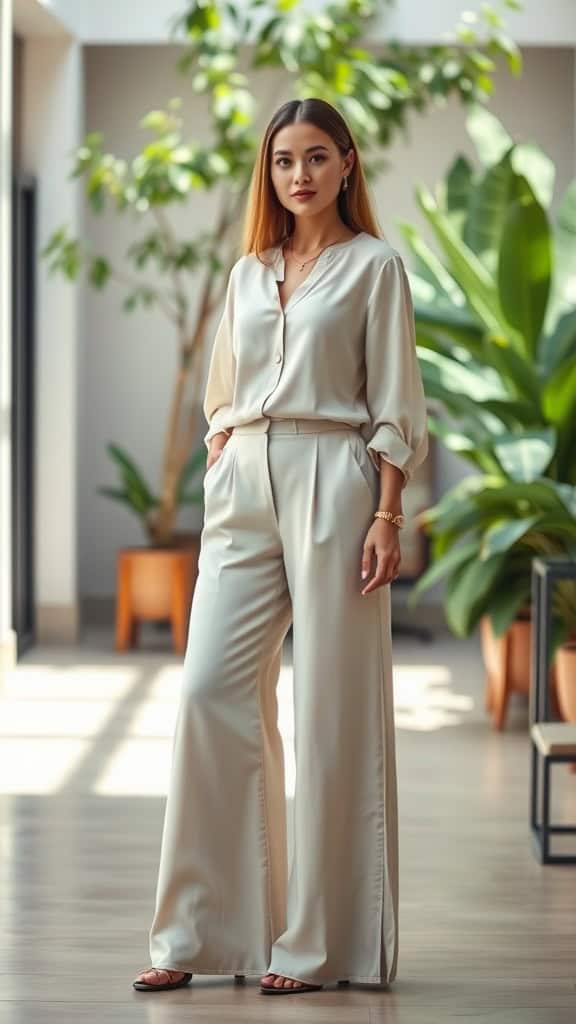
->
xmin=12 ymin=172 xmax=37 ymax=656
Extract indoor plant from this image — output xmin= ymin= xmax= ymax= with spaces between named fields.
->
xmin=401 ymin=106 xmax=576 ymax=726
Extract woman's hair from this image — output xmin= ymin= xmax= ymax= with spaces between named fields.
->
xmin=241 ymin=98 xmax=383 ymax=260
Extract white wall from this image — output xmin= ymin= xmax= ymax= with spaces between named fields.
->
xmin=0 ymin=0 xmax=16 ymax=671
xmin=77 ymin=44 xmax=576 ymax=601
xmin=22 ymin=36 xmax=84 ymax=640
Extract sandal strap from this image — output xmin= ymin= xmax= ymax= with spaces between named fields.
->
xmin=136 ymin=967 xmax=187 ymax=979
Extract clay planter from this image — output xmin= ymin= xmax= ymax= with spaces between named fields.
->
xmin=115 ymin=536 xmax=200 ymax=654
xmin=555 ymin=641 xmax=576 ymax=773
xmin=480 ymin=614 xmax=560 ymax=730
xmin=556 ymin=642 xmax=576 ymax=720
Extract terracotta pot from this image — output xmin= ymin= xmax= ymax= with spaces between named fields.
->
xmin=480 ymin=614 xmax=560 ymax=730
xmin=555 ymin=642 xmax=576 ymax=721
xmin=115 ymin=537 xmax=201 ymax=654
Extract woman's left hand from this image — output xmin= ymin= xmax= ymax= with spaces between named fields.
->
xmin=360 ymin=520 xmax=402 ymax=595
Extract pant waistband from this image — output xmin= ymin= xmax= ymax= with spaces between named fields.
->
xmin=233 ymin=417 xmax=360 ymax=435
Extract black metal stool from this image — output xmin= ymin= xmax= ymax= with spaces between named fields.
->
xmin=529 ymin=556 xmax=576 ymax=864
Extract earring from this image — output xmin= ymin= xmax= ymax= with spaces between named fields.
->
xmin=342 ymin=175 xmax=348 ymax=191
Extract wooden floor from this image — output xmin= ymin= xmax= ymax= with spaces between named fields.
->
xmin=1 ymin=625 xmax=575 ymax=1023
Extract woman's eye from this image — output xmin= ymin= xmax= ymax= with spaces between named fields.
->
xmin=275 ymin=155 xmax=326 ymax=167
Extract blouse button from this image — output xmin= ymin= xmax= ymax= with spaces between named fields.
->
xmin=275 ymin=352 xmax=282 ymax=363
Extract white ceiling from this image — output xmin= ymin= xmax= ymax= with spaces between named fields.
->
xmin=12 ymin=0 xmax=576 ymax=45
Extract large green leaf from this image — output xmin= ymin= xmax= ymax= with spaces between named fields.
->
xmin=412 ymin=304 xmax=484 ymax=355
xmin=487 ymin=576 xmax=531 ymax=636
xmin=539 ymin=308 xmax=576 ymax=376
xmin=416 ymin=184 xmax=518 ymax=344
xmin=479 ymin=336 xmax=541 ymax=408
xmin=407 ymin=538 xmax=480 ymax=605
xmin=399 ymin=222 xmax=467 ymax=309
xmin=480 ymin=516 xmax=541 ymax=558
xmin=445 ymin=154 xmax=474 ymax=216
xmin=427 ymin=417 xmax=483 ymax=455
xmin=463 ymin=152 xmax=514 ymax=271
xmin=541 ymin=352 xmax=576 ymax=433
xmin=521 ymin=517 xmax=576 ymax=545
xmin=105 ymin=443 xmax=157 ymax=514
xmin=465 ymin=105 xmax=513 ymax=167
xmin=545 ymin=180 xmax=576 ymax=332
xmin=478 ymin=396 xmax=543 ymax=429
xmin=497 ymin=176 xmax=551 ymax=357
xmin=471 ymin=479 xmax=570 ymax=515
xmin=511 ymin=143 xmax=555 ymax=209
xmin=418 ymin=362 xmax=511 ymax=445
xmin=444 ymin=551 xmax=507 ymax=636
xmin=552 ymin=481 xmax=576 ymax=518
xmin=461 ymin=142 xmax=554 ymax=278
xmin=417 ymin=346 xmax=505 ymax=401
xmin=492 ymin=430 xmax=556 ymax=482
xmin=97 ymin=486 xmax=141 ymax=511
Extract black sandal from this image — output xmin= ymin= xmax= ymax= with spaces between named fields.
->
xmin=260 ymin=975 xmax=324 ymax=995
xmin=133 ymin=969 xmax=246 ymax=992
xmin=133 ymin=968 xmax=193 ymax=992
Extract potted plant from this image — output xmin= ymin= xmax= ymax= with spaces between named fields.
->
xmin=42 ymin=1 xmax=522 ymax=649
xmin=401 ymin=106 xmax=576 ymax=727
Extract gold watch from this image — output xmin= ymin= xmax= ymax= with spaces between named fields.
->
xmin=374 ymin=510 xmax=406 ymax=528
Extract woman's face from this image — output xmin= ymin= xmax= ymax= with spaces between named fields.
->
xmin=269 ymin=121 xmax=354 ymax=220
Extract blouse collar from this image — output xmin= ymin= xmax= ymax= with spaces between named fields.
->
xmin=267 ymin=231 xmax=365 ymax=282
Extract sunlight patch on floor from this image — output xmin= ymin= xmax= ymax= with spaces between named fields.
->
xmin=393 ymin=663 xmax=474 ymax=731
xmin=0 ymin=655 xmax=475 ymax=796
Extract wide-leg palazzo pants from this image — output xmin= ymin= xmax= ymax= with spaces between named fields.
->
xmin=148 ymin=417 xmax=399 ymax=986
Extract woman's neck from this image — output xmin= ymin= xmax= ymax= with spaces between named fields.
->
xmin=288 ymin=217 xmax=354 ymax=254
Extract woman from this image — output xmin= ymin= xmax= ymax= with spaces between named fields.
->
xmin=133 ymin=97 xmax=428 ymax=997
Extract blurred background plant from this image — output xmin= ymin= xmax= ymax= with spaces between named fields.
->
xmin=403 ymin=105 xmax=576 ymax=650
xmin=43 ymin=0 xmax=522 ymax=546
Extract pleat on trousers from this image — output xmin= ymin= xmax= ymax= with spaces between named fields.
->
xmin=148 ymin=417 xmax=399 ymax=986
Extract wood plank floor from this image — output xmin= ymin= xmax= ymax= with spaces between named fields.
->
xmin=1 ymin=625 xmax=575 ymax=1023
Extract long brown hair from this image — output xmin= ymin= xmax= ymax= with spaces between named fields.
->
xmin=241 ymin=98 xmax=383 ymax=261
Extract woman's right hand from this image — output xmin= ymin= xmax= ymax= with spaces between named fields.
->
xmin=206 ymin=431 xmax=231 ymax=471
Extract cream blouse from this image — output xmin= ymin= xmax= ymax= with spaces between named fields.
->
xmin=202 ymin=231 xmax=428 ymax=484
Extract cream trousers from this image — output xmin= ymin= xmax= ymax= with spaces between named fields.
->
xmin=148 ymin=417 xmax=399 ymax=986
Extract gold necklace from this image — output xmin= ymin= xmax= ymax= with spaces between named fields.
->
xmin=286 ymin=234 xmax=350 ymax=273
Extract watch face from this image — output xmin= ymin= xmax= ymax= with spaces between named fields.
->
xmin=395 ymin=515 xmax=406 ymax=527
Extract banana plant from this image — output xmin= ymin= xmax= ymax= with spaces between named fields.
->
xmin=402 ymin=106 xmax=576 ymax=646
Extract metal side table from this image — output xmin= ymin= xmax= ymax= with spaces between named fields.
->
xmin=529 ymin=555 xmax=576 ymax=864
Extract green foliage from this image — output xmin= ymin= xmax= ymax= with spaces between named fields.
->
xmin=98 ymin=443 xmax=207 ymax=526
xmin=402 ymin=106 xmax=576 ymax=643
xmin=42 ymin=228 xmax=81 ymax=280
xmin=175 ymin=0 xmax=522 ymax=160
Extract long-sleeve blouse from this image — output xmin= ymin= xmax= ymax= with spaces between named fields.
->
xmin=202 ymin=231 xmax=428 ymax=485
